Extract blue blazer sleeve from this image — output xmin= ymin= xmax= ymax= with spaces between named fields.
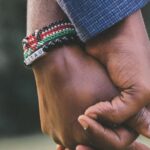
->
xmin=56 ymin=0 xmax=150 ymax=41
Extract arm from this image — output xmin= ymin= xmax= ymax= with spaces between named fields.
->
xmin=26 ymin=1 xmax=146 ymax=150
xmin=27 ymin=0 xmax=66 ymax=34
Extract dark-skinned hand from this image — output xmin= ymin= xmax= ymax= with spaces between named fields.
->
xmin=85 ymin=10 xmax=150 ymax=137
xmin=56 ymin=115 xmax=150 ymax=150
xmin=33 ymin=45 xmax=136 ymax=150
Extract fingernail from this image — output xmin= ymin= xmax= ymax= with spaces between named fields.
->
xmin=78 ymin=116 xmax=88 ymax=130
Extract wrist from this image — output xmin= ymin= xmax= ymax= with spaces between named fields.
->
xmin=32 ymin=44 xmax=82 ymax=72
xmin=23 ymin=19 xmax=82 ymax=67
xmin=32 ymin=45 xmax=70 ymax=71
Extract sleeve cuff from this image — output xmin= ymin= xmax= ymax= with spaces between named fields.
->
xmin=57 ymin=0 xmax=150 ymax=42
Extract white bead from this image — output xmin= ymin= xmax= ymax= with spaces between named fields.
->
xmin=24 ymin=48 xmax=46 ymax=65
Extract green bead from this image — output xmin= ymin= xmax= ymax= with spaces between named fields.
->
xmin=24 ymin=53 xmax=28 ymax=59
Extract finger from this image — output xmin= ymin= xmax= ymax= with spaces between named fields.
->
xmin=84 ymin=95 xmax=142 ymax=124
xmin=85 ymin=97 xmax=150 ymax=137
xmin=85 ymin=100 xmax=150 ymax=138
xmin=56 ymin=145 xmax=65 ymax=150
xmin=76 ymin=145 xmax=94 ymax=150
xmin=78 ymin=115 xmax=138 ymax=150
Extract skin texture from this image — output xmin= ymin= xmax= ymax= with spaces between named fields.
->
xmin=27 ymin=0 xmax=66 ymax=35
xmin=27 ymin=0 xmax=150 ymax=150
xmin=85 ymin=10 xmax=150 ymax=137
xmin=33 ymin=45 xmax=137 ymax=149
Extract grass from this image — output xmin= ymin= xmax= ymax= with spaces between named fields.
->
xmin=138 ymin=136 xmax=150 ymax=147
xmin=0 ymin=133 xmax=56 ymax=150
xmin=0 ymin=134 xmax=149 ymax=150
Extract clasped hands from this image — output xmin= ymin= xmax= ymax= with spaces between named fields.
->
xmin=33 ymin=11 xmax=150 ymax=150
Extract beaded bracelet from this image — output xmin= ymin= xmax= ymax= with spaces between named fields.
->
xmin=22 ymin=19 xmax=80 ymax=66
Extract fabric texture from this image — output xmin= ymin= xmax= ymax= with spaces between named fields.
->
xmin=56 ymin=0 xmax=150 ymax=42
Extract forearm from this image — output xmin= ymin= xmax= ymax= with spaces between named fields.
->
xmin=27 ymin=0 xmax=66 ymax=35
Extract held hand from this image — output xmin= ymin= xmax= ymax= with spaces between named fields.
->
xmin=77 ymin=115 xmax=137 ymax=150
xmin=33 ymin=44 xmax=135 ymax=149
xmin=56 ymin=116 xmax=150 ymax=150
xmin=77 ymin=115 xmax=150 ymax=150
xmin=86 ymin=10 xmax=150 ymax=137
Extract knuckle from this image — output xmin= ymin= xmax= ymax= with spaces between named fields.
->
xmin=97 ymin=101 xmax=115 ymax=114
xmin=102 ymin=102 xmax=122 ymax=123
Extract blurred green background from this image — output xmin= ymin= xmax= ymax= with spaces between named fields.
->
xmin=0 ymin=0 xmax=149 ymax=149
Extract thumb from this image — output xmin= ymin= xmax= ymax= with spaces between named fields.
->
xmin=78 ymin=115 xmax=137 ymax=150
xmin=85 ymin=95 xmax=142 ymax=124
